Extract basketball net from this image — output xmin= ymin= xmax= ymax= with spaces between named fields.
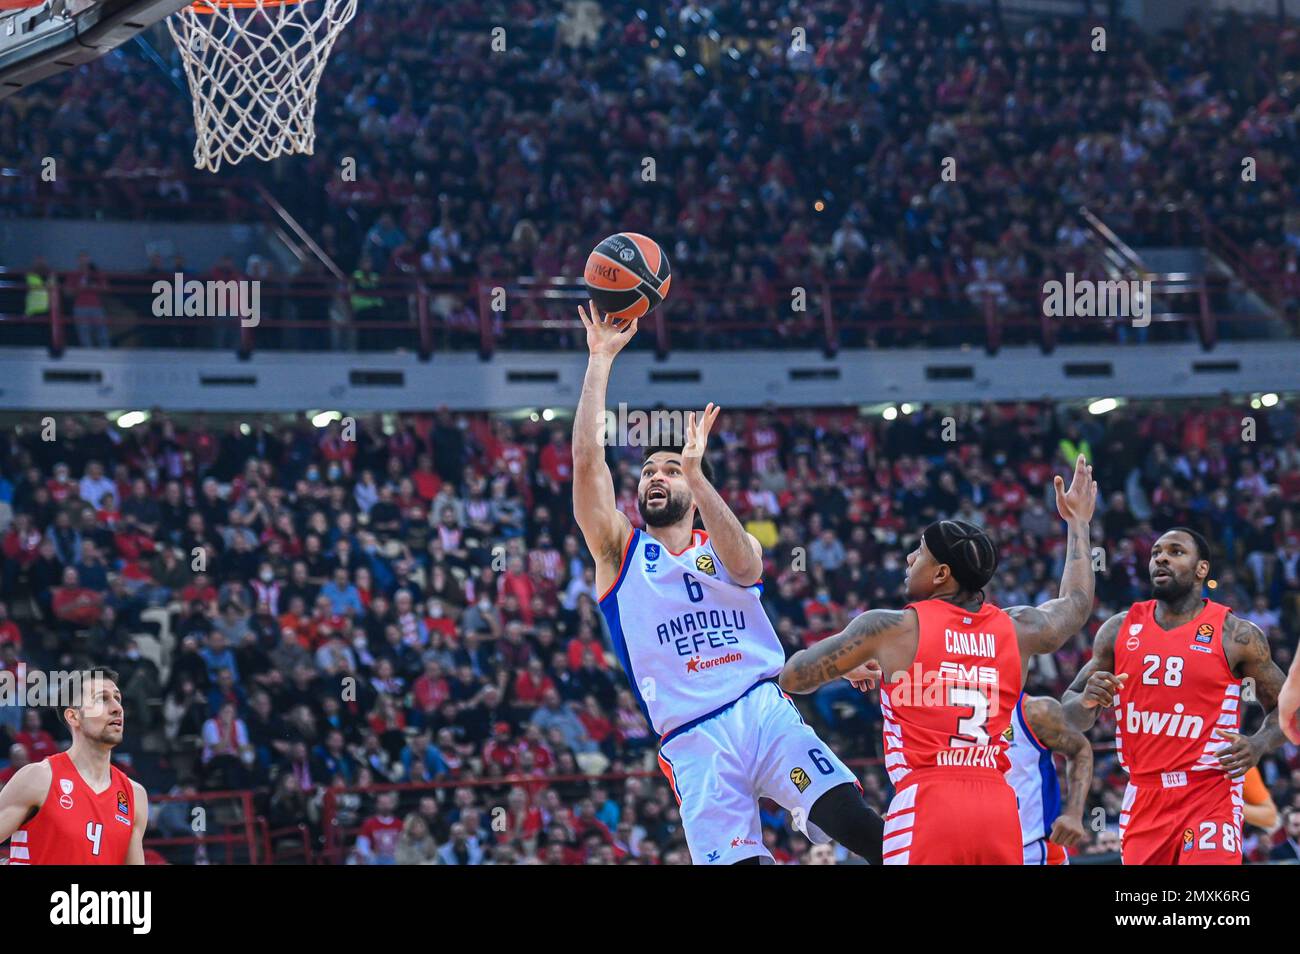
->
xmin=167 ymin=0 xmax=357 ymax=172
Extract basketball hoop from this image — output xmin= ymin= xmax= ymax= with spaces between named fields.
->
xmin=167 ymin=0 xmax=356 ymax=172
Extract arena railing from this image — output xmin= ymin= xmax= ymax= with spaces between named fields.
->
xmin=143 ymin=788 xmax=260 ymax=865
xmin=319 ymin=768 xmax=658 ymax=864
xmin=1 ymin=269 xmax=1296 ymax=359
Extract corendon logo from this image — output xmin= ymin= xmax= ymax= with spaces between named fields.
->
xmin=1123 ymin=702 xmax=1205 ymax=739
xmin=686 ymin=652 xmax=743 ymax=673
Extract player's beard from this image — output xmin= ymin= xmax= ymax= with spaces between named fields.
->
xmin=83 ymin=720 xmax=123 ymax=747
xmin=638 ymin=487 xmax=691 ymax=527
xmin=1151 ymin=571 xmax=1195 ymax=604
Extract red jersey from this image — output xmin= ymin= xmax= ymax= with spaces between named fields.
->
xmin=357 ymin=815 xmax=403 ymax=860
xmin=1113 ymin=600 xmax=1239 ymax=784
xmin=880 ymin=599 xmax=1022 ymax=783
xmin=9 ymin=752 xmax=137 ymax=865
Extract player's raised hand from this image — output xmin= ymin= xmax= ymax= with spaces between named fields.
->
xmin=682 ymin=403 xmax=721 ymax=471
xmin=843 ymin=659 xmax=883 ymax=692
xmin=578 ymin=300 xmax=638 ymax=357
xmin=1080 ymin=670 xmax=1127 ymax=709
xmin=1212 ymin=729 xmax=1260 ymax=778
xmin=1054 ymin=453 xmax=1097 ymax=524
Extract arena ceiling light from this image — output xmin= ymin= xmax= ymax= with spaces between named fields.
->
xmin=541 ymin=408 xmax=555 ymax=422
xmin=114 ymin=410 xmax=149 ymax=429
xmin=882 ymin=406 xmax=899 ymax=421
xmin=1087 ymin=398 xmax=1119 ymax=415
xmin=900 ymin=403 xmax=915 ymax=414
xmin=310 ymin=410 xmax=342 ymax=428
xmin=1261 ymin=393 xmax=1279 ymax=407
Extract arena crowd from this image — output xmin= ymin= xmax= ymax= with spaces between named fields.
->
xmin=0 ymin=398 xmax=1297 ymax=863
xmin=2 ymin=2 xmax=1299 ymax=350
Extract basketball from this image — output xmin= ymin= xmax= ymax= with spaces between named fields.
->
xmin=583 ymin=232 xmax=671 ymax=322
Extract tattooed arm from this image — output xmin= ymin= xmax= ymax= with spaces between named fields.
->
xmin=1022 ymin=696 xmax=1093 ymax=849
xmin=779 ymin=608 xmax=918 ymax=695
xmin=1217 ymin=614 xmax=1288 ymax=778
xmin=1061 ymin=612 xmax=1125 ymax=731
xmin=1005 ymin=456 xmax=1097 ymax=657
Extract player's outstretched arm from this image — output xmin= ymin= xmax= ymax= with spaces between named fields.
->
xmin=779 ymin=608 xmax=918 ymax=694
xmin=1279 ymin=652 xmax=1300 ymax=746
xmin=0 ymin=760 xmax=51 ymax=848
xmin=1006 ymin=454 xmax=1097 ymax=656
xmin=126 ymin=780 xmax=149 ymax=865
xmin=681 ymin=404 xmax=762 ymax=586
xmin=1060 ymin=612 xmax=1125 ymax=731
xmin=1023 ymin=696 xmax=1092 ymax=849
xmin=1216 ymin=615 xmax=1288 ymax=778
xmin=572 ymin=301 xmax=634 ymax=574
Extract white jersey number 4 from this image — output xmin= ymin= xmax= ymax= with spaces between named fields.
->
xmin=86 ymin=821 xmax=103 ymax=856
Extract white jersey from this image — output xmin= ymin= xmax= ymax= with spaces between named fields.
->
xmin=1002 ymin=694 xmax=1062 ymax=845
xmin=599 ymin=527 xmax=786 ymax=738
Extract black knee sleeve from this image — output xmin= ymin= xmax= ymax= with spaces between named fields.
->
xmin=809 ymin=782 xmax=885 ymax=865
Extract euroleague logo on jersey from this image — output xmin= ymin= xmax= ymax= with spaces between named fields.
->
xmin=1195 ymin=623 xmax=1215 ymax=644
xmin=694 ymin=552 xmax=717 ymax=576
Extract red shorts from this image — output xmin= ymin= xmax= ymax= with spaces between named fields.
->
xmin=1120 ymin=772 xmax=1243 ymax=866
xmin=882 ymin=769 xmax=1022 ymax=865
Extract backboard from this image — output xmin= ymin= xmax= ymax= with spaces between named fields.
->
xmin=0 ymin=0 xmax=191 ymax=101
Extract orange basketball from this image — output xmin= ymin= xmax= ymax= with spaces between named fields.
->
xmin=583 ymin=232 xmax=672 ymax=322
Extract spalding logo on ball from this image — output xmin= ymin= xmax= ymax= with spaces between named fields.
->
xmin=584 ymin=233 xmax=672 ymax=322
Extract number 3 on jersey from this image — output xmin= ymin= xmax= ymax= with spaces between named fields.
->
xmin=948 ymin=686 xmax=990 ymax=746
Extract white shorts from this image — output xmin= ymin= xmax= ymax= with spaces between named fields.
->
xmin=1023 ymin=837 xmax=1070 ymax=865
xmin=657 ymin=679 xmax=858 ymax=864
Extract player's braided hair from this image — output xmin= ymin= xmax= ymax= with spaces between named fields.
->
xmin=922 ymin=519 xmax=998 ymax=596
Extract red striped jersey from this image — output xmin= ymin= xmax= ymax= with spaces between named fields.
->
xmin=880 ymin=599 xmax=1023 ymax=783
xmin=1113 ymin=599 xmax=1240 ymax=783
xmin=9 ymin=752 xmax=136 ymax=865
